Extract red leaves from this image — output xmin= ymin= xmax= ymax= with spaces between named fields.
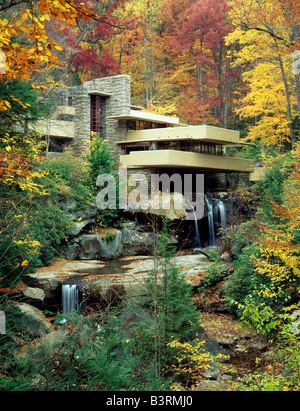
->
xmin=71 ymin=48 xmax=120 ymax=78
xmin=0 ymin=146 xmax=36 ymax=182
xmin=162 ymin=0 xmax=239 ymax=125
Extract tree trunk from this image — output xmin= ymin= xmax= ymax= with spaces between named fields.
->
xmin=294 ymin=72 xmax=300 ymax=119
xmin=144 ymin=21 xmax=149 ymax=109
xmin=195 ymin=41 xmax=206 ymax=121
xmin=149 ymin=14 xmax=154 ymax=109
xmin=278 ymin=53 xmax=295 ymax=148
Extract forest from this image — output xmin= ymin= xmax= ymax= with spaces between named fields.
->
xmin=0 ymin=0 xmax=300 ymax=392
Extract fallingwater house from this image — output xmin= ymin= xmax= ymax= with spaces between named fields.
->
xmin=34 ymin=75 xmax=254 ymax=190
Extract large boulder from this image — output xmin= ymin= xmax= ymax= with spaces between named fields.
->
xmin=291 ymin=310 xmax=300 ymax=336
xmin=122 ymin=223 xmax=178 ymax=256
xmin=78 ymin=231 xmax=123 ymax=260
xmin=16 ymin=302 xmax=52 ymax=337
xmin=66 ymin=204 xmax=99 ymax=237
xmin=78 ymin=235 xmax=102 ymax=260
xmin=64 ymin=240 xmax=81 ymax=259
xmin=66 ymin=218 xmax=96 ymax=237
xmin=100 ymin=231 xmax=123 ymax=258
xmin=121 ymin=230 xmax=156 ymax=255
xmin=24 ymin=272 xmax=63 ymax=299
xmin=22 ymin=287 xmax=45 ymax=308
xmin=72 ymin=204 xmax=98 ymax=221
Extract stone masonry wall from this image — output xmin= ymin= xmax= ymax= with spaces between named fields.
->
xmin=84 ymin=75 xmax=131 ymax=164
xmin=50 ymin=85 xmax=90 ymax=156
xmin=50 ymin=75 xmax=131 ymax=163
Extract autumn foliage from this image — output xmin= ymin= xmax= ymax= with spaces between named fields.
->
xmin=1 ymin=0 xmax=300 ymax=392
xmin=1 ymin=0 xmax=300 ymax=147
xmin=254 ymin=144 xmax=300 ymax=313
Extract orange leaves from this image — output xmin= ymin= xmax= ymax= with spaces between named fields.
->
xmin=253 ymin=143 xmax=300 ymax=312
xmin=273 ymin=144 xmax=300 ymax=232
xmin=21 ymin=260 xmax=29 ymax=266
xmin=67 ymin=324 xmax=74 ymax=335
xmin=0 ymin=138 xmax=47 ymax=193
xmin=0 ymin=0 xmax=100 ymax=86
xmin=0 ymin=99 xmax=11 ymax=111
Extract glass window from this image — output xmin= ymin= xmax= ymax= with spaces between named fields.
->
xmin=216 ymin=145 xmax=223 ymax=155
xmin=123 ymin=144 xmax=150 ymax=154
xmin=186 ymin=142 xmax=193 ymax=152
xmin=180 ymin=141 xmax=186 ymax=151
xmin=90 ymin=95 xmax=106 ymax=138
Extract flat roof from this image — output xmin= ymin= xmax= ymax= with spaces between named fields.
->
xmin=117 ymin=125 xmax=254 ymax=146
xmin=88 ymin=90 xmax=112 ymax=97
xmin=108 ymin=109 xmax=181 ymax=126
xmin=117 ymin=137 xmax=252 ymax=146
xmin=130 ymin=105 xmax=145 ymax=111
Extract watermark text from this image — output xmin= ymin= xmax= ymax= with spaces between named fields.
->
xmin=96 ymin=167 xmax=204 ymax=220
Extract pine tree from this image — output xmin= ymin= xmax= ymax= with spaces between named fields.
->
xmin=142 ymin=216 xmax=199 ymax=376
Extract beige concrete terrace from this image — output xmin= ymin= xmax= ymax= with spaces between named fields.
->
xmin=51 ymin=105 xmax=75 ymax=120
xmin=109 ymin=109 xmax=182 ymax=127
xmin=118 ymin=125 xmax=254 ymax=173
xmin=122 ymin=124 xmax=249 ymax=145
xmin=120 ymin=150 xmax=253 ymax=173
xmin=32 ymin=119 xmax=75 ymax=139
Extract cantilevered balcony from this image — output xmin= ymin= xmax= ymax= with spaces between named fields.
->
xmin=118 ymin=125 xmax=254 ymax=173
xmin=120 ymin=150 xmax=253 ymax=173
xmin=33 ymin=119 xmax=75 ymax=139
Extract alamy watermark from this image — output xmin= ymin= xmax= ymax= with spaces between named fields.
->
xmin=96 ymin=166 xmax=204 ymax=220
xmin=0 ymin=310 xmax=5 ymax=334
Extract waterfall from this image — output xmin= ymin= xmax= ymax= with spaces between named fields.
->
xmin=62 ymin=284 xmax=79 ymax=314
xmin=205 ymin=196 xmax=215 ymax=246
xmin=187 ymin=199 xmax=201 ymax=248
xmin=217 ymin=199 xmax=226 ymax=231
xmin=186 ymin=196 xmax=226 ymax=249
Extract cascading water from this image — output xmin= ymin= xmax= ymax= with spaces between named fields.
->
xmin=62 ymin=284 xmax=79 ymax=314
xmin=186 ymin=196 xmax=226 ymax=249
xmin=205 ymin=195 xmax=216 ymax=246
xmin=187 ymin=199 xmax=201 ymax=248
xmin=217 ymin=199 xmax=226 ymax=231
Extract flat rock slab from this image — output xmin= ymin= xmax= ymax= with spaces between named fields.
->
xmin=25 ymin=254 xmax=211 ymax=297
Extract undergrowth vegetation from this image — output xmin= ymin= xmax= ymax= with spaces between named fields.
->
xmin=0 ymin=133 xmax=299 ymax=391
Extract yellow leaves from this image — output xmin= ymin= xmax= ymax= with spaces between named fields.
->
xmin=0 ymin=134 xmax=48 ymax=194
xmin=253 ymin=143 xmax=300 ymax=312
xmin=168 ymin=338 xmax=213 ymax=383
xmin=19 ymin=26 xmax=29 ymax=34
xmin=39 ymin=14 xmax=50 ymax=22
xmin=21 ymin=260 xmax=29 ymax=266
xmin=52 ymin=0 xmax=64 ymax=8
xmin=11 ymin=97 xmax=31 ymax=109
xmin=226 ymin=1 xmax=296 ymax=147
xmin=1 ymin=100 xmax=11 ymax=110
xmin=0 ymin=0 xmax=99 ymax=87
